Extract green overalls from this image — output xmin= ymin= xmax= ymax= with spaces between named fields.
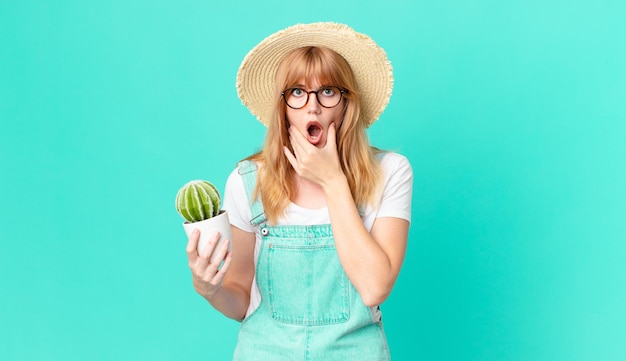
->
xmin=233 ymin=161 xmax=391 ymax=361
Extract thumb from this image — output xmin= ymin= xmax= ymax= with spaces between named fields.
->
xmin=326 ymin=122 xmax=338 ymax=150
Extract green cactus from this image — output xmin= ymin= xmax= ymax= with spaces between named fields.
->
xmin=175 ymin=180 xmax=221 ymax=222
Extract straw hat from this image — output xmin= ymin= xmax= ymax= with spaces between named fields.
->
xmin=236 ymin=22 xmax=393 ymax=127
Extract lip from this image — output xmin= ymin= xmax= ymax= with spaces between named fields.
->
xmin=305 ymin=121 xmax=324 ymax=146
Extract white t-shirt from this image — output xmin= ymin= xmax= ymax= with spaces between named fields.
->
xmin=222 ymin=152 xmax=413 ymax=317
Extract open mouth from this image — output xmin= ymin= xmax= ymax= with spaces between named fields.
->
xmin=307 ymin=123 xmax=323 ymax=145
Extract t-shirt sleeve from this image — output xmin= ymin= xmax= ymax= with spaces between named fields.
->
xmin=222 ymin=168 xmax=255 ymax=233
xmin=377 ymin=153 xmax=413 ymax=223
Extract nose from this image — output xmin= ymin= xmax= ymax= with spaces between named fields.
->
xmin=304 ymin=92 xmax=321 ymax=113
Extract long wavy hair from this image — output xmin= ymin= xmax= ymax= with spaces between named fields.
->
xmin=246 ymin=46 xmax=382 ymax=224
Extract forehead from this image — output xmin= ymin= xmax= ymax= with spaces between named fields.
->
xmin=291 ymin=78 xmax=326 ymax=89
xmin=285 ymin=69 xmax=339 ymax=90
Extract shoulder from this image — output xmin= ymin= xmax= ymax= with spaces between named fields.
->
xmin=225 ymin=166 xmax=243 ymax=187
xmin=378 ymin=152 xmax=412 ymax=178
xmin=223 ymin=163 xmax=257 ymax=232
xmin=365 ymin=151 xmax=413 ymax=225
xmin=226 ymin=160 xmax=261 ymax=183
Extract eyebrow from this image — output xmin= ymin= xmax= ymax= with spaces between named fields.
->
xmin=290 ymin=84 xmax=331 ymax=90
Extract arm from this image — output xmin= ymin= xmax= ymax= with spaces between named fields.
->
xmin=284 ymin=124 xmax=411 ymax=306
xmin=186 ymin=225 xmax=255 ymax=321
xmin=324 ymin=178 xmax=409 ymax=306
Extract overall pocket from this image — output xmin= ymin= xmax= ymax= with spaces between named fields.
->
xmin=266 ymin=243 xmax=350 ymax=325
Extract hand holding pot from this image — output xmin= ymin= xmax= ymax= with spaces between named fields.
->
xmin=186 ymin=229 xmax=233 ymax=298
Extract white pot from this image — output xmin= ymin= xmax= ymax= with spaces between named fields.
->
xmin=182 ymin=210 xmax=232 ymax=264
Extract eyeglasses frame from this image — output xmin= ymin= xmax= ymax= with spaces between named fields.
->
xmin=281 ymin=86 xmax=347 ymax=109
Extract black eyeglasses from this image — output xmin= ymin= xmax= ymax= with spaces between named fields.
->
xmin=281 ymin=86 xmax=347 ymax=109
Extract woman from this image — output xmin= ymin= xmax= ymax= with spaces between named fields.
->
xmin=186 ymin=23 xmax=413 ymax=360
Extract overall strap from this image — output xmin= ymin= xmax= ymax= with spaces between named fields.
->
xmin=237 ymin=160 xmax=267 ymax=226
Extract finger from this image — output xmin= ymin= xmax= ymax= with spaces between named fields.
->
xmin=289 ymin=133 xmax=314 ymax=166
xmin=325 ymin=122 xmax=337 ymax=151
xmin=283 ymin=146 xmax=299 ymax=170
xmin=288 ymin=123 xmax=306 ymax=141
xmin=197 ymin=231 xmax=221 ymax=267
xmin=186 ymin=229 xmax=200 ymax=262
xmin=209 ymin=238 xmax=230 ymax=268
xmin=211 ymin=251 xmax=233 ymax=285
xmin=288 ymin=126 xmax=309 ymax=154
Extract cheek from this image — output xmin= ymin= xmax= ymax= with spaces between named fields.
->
xmin=285 ymin=109 xmax=304 ymax=126
xmin=331 ymin=108 xmax=345 ymax=122
xmin=284 ymin=110 xmax=294 ymax=126
xmin=285 ymin=107 xmax=295 ymax=120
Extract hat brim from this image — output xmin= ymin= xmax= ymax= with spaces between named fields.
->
xmin=236 ymin=22 xmax=393 ymax=127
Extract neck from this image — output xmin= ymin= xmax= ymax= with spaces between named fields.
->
xmin=291 ymin=174 xmax=327 ymax=209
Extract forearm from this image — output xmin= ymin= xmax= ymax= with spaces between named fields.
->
xmin=323 ymin=175 xmax=396 ymax=306
xmin=200 ymin=282 xmax=250 ymax=321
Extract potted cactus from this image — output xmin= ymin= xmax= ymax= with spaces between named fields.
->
xmin=175 ymin=180 xmax=231 ymax=264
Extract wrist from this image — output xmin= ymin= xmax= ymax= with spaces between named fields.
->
xmin=322 ymin=173 xmax=349 ymax=196
xmin=195 ymin=279 xmax=221 ymax=301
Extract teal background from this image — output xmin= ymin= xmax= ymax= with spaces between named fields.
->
xmin=1 ymin=0 xmax=625 ymax=360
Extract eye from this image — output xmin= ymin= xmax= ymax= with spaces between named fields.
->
xmin=320 ymin=87 xmax=336 ymax=97
xmin=290 ymin=88 xmax=306 ymax=97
